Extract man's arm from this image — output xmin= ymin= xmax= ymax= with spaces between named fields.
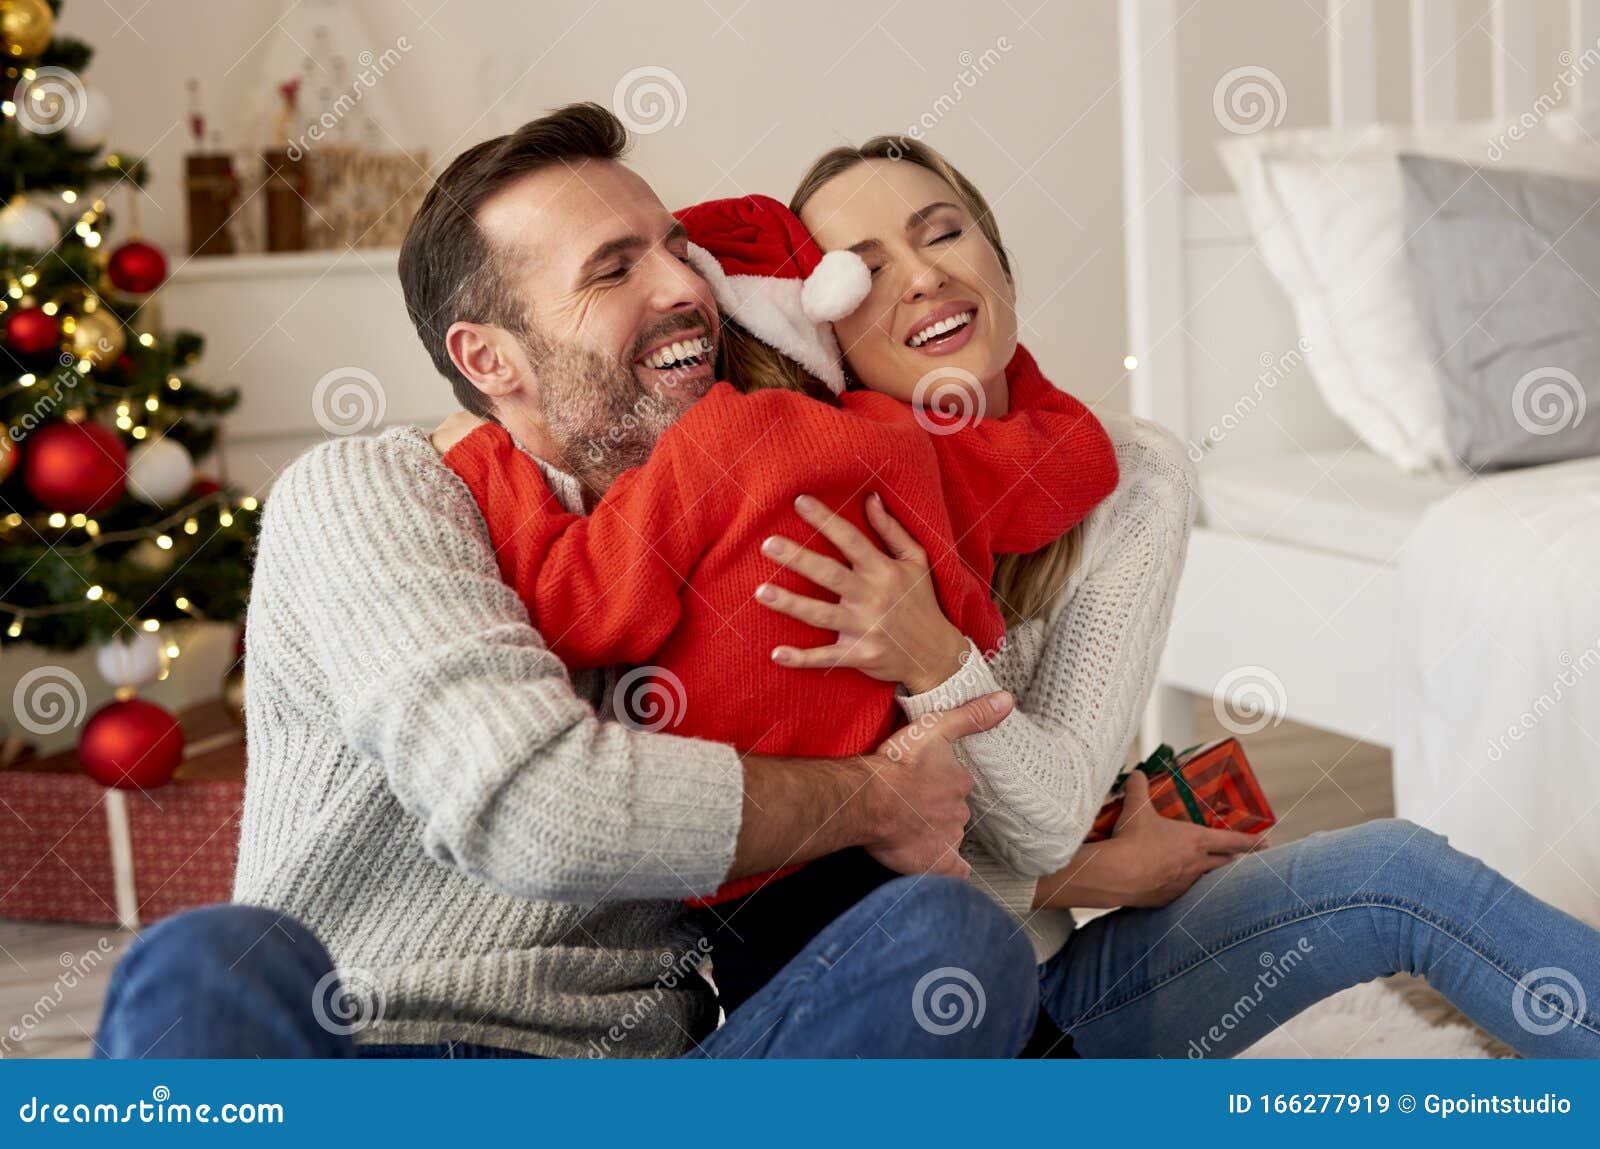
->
xmin=730 ymin=689 xmax=1012 ymax=881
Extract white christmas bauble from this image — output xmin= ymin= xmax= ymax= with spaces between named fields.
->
xmin=0 ymin=197 xmax=58 ymax=250
xmin=127 ymin=438 xmax=195 ymax=505
xmin=95 ymin=631 xmax=168 ymax=689
xmin=67 ymin=85 xmax=111 ymax=150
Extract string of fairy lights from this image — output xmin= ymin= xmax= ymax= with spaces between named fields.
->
xmin=1 ymin=174 xmax=258 ymax=657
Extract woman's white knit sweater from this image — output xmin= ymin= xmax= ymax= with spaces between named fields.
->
xmin=233 ymin=412 xmax=1194 ymax=1056
xmin=900 ymin=413 xmax=1198 ymax=960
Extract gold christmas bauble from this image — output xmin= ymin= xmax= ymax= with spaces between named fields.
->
xmin=1 ymin=0 xmax=53 ymax=58
xmin=66 ymin=309 xmax=125 ymax=369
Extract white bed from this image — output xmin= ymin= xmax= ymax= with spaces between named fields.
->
xmin=1119 ymin=0 xmax=1600 ymax=925
xmin=1202 ymin=449 xmax=1467 ymax=566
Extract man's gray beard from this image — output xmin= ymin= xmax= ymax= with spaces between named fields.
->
xmin=524 ymin=337 xmax=698 ymax=495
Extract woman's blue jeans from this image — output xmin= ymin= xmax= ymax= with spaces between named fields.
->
xmin=1037 ymin=818 xmax=1600 ymax=1057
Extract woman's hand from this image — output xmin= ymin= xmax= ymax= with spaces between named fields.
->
xmin=753 ymin=492 xmax=970 ymax=693
xmin=430 ymin=411 xmax=488 ymax=456
xmin=1032 ymin=771 xmax=1266 ymax=910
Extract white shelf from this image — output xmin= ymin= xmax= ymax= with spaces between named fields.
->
xmin=169 ymin=246 xmax=400 ymax=284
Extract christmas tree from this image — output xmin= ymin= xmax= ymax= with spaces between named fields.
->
xmin=1 ymin=0 xmax=259 ymax=685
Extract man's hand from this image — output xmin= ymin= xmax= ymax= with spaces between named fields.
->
xmin=430 ymin=411 xmax=488 ymax=455
xmin=858 ymin=692 xmax=1014 ymax=879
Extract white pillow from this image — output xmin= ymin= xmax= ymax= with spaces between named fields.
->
xmin=1219 ymin=115 xmax=1600 ymax=474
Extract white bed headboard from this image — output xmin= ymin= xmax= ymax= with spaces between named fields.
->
xmin=1118 ymin=0 xmax=1600 ymax=464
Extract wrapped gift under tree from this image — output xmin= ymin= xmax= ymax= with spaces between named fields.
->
xmin=0 ymin=701 xmax=244 ymax=928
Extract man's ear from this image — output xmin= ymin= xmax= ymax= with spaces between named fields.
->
xmin=445 ymin=320 xmax=523 ymax=402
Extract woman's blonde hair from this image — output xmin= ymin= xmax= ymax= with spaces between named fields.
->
xmin=789 ymin=135 xmax=1084 ymax=626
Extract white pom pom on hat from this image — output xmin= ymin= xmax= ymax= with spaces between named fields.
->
xmin=676 ymin=195 xmax=871 ymax=394
xmin=801 ymin=249 xmax=872 ymax=324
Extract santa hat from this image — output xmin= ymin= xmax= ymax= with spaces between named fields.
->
xmin=675 ymin=194 xmax=871 ymax=395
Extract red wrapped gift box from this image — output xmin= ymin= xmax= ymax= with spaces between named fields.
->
xmin=0 ymin=702 xmax=245 ymax=927
xmin=1086 ymin=737 xmax=1275 ymax=842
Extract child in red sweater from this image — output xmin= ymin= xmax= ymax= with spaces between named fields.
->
xmin=442 ymin=196 xmax=1117 ymax=910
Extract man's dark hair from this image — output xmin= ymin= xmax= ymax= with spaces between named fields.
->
xmin=398 ymin=102 xmax=630 ymax=415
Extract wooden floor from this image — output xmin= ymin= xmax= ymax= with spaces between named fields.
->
xmin=0 ymin=700 xmax=1392 ymax=1059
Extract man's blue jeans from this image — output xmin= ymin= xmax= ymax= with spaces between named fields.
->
xmin=94 ymin=874 xmax=1039 ymax=1059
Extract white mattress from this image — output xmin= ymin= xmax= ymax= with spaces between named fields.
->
xmin=1199 ymin=449 xmax=1469 ymax=565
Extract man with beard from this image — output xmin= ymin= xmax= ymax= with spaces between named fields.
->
xmin=92 ymin=103 xmax=1037 ymax=1059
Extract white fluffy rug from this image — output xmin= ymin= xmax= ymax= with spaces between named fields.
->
xmin=1239 ymin=976 xmax=1515 ymax=1059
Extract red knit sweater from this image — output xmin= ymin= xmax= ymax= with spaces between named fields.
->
xmin=443 ymin=344 xmax=1118 ymax=903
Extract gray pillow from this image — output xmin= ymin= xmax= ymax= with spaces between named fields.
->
xmin=1401 ymin=153 xmax=1600 ymax=471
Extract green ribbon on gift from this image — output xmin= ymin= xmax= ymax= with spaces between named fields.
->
xmin=1113 ymin=742 xmax=1208 ymax=827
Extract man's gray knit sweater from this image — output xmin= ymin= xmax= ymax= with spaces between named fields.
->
xmin=234 ymin=425 xmax=745 ymax=1058
xmin=235 ymin=413 xmax=1194 ymax=1057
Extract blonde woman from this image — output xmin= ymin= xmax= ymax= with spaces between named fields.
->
xmin=746 ymin=136 xmax=1600 ymax=1057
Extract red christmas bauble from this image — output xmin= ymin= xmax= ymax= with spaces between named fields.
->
xmin=191 ymin=476 xmax=221 ymax=497
xmin=78 ymin=698 xmax=184 ymax=790
xmin=107 ymin=240 xmax=168 ymax=294
xmin=22 ymin=421 xmax=128 ymax=513
xmin=4 ymin=306 xmax=58 ymax=355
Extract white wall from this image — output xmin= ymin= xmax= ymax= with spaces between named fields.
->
xmin=63 ymin=0 xmax=1130 ymax=417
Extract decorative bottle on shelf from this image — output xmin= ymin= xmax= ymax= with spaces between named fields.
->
xmin=183 ymin=84 xmax=236 ymax=257
xmin=262 ymin=78 xmax=307 ymax=253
